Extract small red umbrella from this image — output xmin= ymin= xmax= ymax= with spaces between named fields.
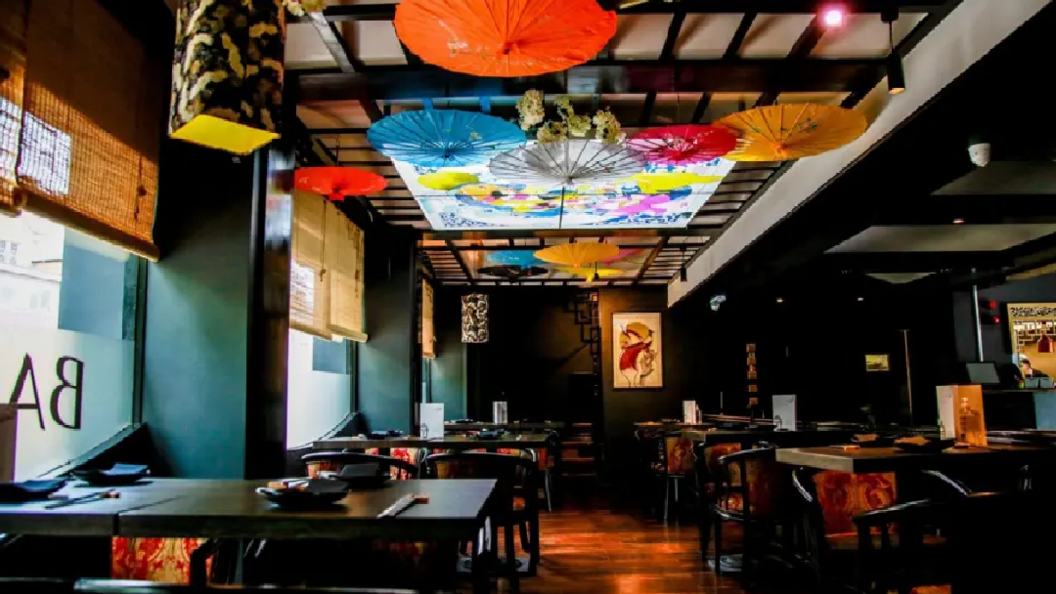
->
xmin=295 ymin=167 xmax=388 ymax=202
xmin=628 ymin=124 xmax=738 ymax=166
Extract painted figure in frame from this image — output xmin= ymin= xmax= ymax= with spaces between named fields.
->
xmin=618 ymin=321 xmax=658 ymax=387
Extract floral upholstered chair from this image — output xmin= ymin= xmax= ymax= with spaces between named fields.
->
xmin=111 ymin=537 xmax=212 ymax=583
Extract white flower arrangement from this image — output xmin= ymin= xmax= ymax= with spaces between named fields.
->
xmin=283 ymin=0 xmax=326 ymax=16
xmin=516 ymin=90 xmax=623 ymax=144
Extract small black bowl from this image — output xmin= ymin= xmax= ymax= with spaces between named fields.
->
xmin=72 ymin=464 xmax=149 ymax=487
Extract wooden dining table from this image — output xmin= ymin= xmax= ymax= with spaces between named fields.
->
xmin=445 ymin=421 xmax=565 ymax=432
xmin=0 ymin=478 xmax=497 ymax=592
xmin=775 ymin=443 xmax=1056 ymax=474
xmin=313 ymin=433 xmax=551 ymax=451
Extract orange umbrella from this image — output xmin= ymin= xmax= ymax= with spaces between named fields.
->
xmin=395 ymin=0 xmax=616 ymax=77
xmin=715 ymin=104 xmax=868 ymax=162
xmin=535 ymin=243 xmax=620 ymax=268
xmin=295 ymin=167 xmax=387 ymax=202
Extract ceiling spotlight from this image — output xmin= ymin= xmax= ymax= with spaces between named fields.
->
xmin=821 ymin=6 xmax=846 ymax=28
xmin=710 ymin=294 xmax=726 ymax=312
xmin=953 ymin=218 xmax=966 ymax=224
xmin=857 ymin=296 xmax=865 ymax=302
xmin=882 ymin=7 xmax=906 ymax=95
xmin=776 ymin=297 xmax=784 ymax=304
xmin=679 ymin=267 xmax=688 ymax=282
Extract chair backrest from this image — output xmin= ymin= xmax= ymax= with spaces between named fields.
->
xmin=422 ymin=452 xmax=536 ymax=519
xmin=301 ymin=451 xmax=419 ymax=480
xmin=715 ymin=446 xmax=786 ymax=519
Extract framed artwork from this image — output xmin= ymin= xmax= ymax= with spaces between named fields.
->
xmin=865 ymin=354 xmax=890 ymax=372
xmin=613 ymin=312 xmax=663 ymax=389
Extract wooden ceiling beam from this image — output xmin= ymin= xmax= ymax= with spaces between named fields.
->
xmin=293 ymin=1 xmax=949 ymax=22
xmin=295 ymin=58 xmax=884 ymax=102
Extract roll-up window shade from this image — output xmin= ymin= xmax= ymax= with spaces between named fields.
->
xmin=12 ymin=0 xmax=163 ymax=260
xmin=325 ymin=200 xmax=367 ymax=343
xmin=290 ymin=190 xmax=329 ymax=339
xmin=0 ymin=0 xmax=26 ymax=215
xmin=291 ymin=190 xmax=367 ymax=343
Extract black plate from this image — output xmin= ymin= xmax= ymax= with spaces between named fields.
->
xmin=338 ymin=475 xmax=391 ymax=490
xmin=256 ymin=483 xmax=347 ymax=510
xmin=72 ymin=470 xmax=149 ymax=487
xmin=0 ymin=479 xmax=67 ymax=504
xmin=894 ymin=439 xmax=956 ymax=453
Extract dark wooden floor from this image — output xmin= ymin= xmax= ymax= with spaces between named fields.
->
xmin=473 ymin=501 xmax=771 ymax=594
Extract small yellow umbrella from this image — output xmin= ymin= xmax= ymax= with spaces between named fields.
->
xmin=535 ymin=243 xmax=620 ymax=268
xmin=628 ymin=172 xmax=723 ymax=194
xmin=716 ymin=104 xmax=867 ymax=162
xmin=418 ymin=172 xmax=479 ymax=191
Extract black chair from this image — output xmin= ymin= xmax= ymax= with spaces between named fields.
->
xmin=709 ymin=447 xmax=790 ymax=581
xmin=301 ymin=451 xmax=419 ymax=479
xmin=73 ymin=580 xmax=419 ymax=593
xmin=791 ymin=467 xmax=970 ymax=594
xmin=422 ymin=452 xmax=539 ymax=593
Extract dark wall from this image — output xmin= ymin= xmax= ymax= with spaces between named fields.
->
xmin=356 ymin=231 xmax=417 ymax=434
xmin=599 ymin=287 xmax=688 ymax=474
xmin=431 ymin=288 xmax=465 ymax=420
xmin=142 ymin=142 xmax=254 ymax=478
xmin=459 ymin=288 xmax=594 ymax=422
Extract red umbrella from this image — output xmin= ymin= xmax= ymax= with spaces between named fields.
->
xmin=628 ymin=125 xmax=737 ymax=166
xmin=295 ymin=167 xmax=387 ymax=202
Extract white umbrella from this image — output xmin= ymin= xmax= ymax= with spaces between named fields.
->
xmin=488 ymin=139 xmax=644 ymax=187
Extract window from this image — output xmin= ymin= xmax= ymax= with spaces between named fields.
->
xmin=0 ymin=96 xmax=73 ymax=198
xmin=1 ymin=211 xmax=140 ymax=479
xmin=285 ymin=330 xmax=353 ymax=448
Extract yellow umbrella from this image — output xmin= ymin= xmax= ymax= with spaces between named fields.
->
xmin=628 ymin=172 xmax=723 ymax=194
xmin=535 ymin=243 xmax=620 ymax=268
xmin=418 ymin=172 xmax=479 ymax=191
xmin=716 ymin=104 xmax=867 ymax=162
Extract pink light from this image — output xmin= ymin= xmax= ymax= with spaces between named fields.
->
xmin=822 ymin=7 xmax=845 ymax=27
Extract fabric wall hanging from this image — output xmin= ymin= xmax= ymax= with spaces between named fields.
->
xmin=462 ymin=294 xmax=489 ymax=344
xmin=295 ymin=166 xmax=387 ymax=202
xmin=395 ymin=0 xmax=616 ymax=77
xmin=489 ymin=139 xmax=644 ymax=187
xmin=422 ymin=281 xmax=435 ymax=358
xmin=716 ymin=104 xmax=867 ymax=162
xmin=534 ymin=242 xmax=620 ymax=268
xmin=368 ymin=109 xmax=525 ymax=168
xmin=5 ymin=0 xmax=165 ymax=259
xmin=169 ymin=0 xmax=285 ymax=155
xmin=627 ymin=125 xmax=738 ymax=166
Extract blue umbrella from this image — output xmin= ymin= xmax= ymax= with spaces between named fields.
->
xmin=367 ymin=109 xmax=525 ymax=168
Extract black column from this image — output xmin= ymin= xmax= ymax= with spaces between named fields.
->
xmin=356 ymin=228 xmax=418 ymax=434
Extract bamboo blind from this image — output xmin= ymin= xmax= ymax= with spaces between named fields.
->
xmin=291 ymin=190 xmax=367 ymax=342
xmin=0 ymin=0 xmax=26 ymax=215
xmin=11 ymin=0 xmax=163 ymax=259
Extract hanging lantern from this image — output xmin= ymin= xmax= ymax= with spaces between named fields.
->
xmin=169 ymin=0 xmax=285 ymax=155
xmin=462 ymin=294 xmax=490 ymax=344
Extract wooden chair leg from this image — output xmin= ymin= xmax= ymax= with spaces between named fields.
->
xmin=518 ymin=521 xmax=530 ymax=555
xmin=505 ymin=520 xmax=520 ymax=594
xmin=713 ymin=516 xmax=723 ymax=576
xmin=529 ymin=509 xmax=541 ymax=573
xmin=544 ymin=471 xmax=553 ymax=512
xmin=663 ymin=478 xmax=671 ymax=523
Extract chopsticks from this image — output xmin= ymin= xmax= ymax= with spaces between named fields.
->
xmin=377 ymin=494 xmax=429 ymax=518
xmin=45 ymin=489 xmax=118 ymax=509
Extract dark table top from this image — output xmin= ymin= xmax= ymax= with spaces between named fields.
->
xmin=445 ymin=421 xmax=565 ymax=432
xmin=633 ymin=422 xmax=715 ymax=429
xmin=681 ymin=428 xmax=856 ymax=447
xmin=117 ymin=479 xmax=496 ymax=541
xmin=0 ymin=478 xmax=496 ymax=541
xmin=313 ymin=434 xmax=550 ymax=451
xmin=776 ymin=444 xmax=1056 ymax=474
xmin=0 ymin=479 xmax=231 ymax=536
